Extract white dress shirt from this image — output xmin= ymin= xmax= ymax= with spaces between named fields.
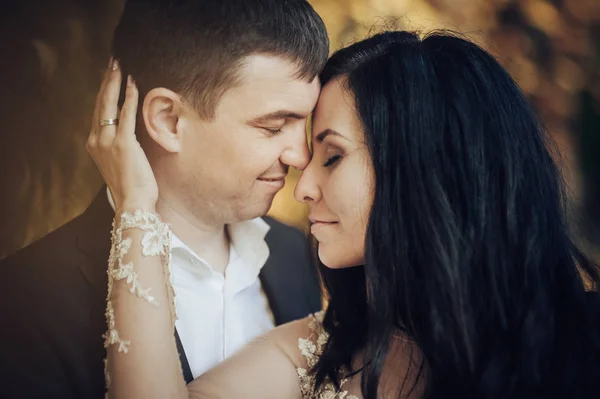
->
xmin=171 ymin=219 xmax=275 ymax=377
xmin=107 ymin=190 xmax=275 ymax=377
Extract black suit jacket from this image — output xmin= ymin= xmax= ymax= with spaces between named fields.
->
xmin=0 ymin=190 xmax=321 ymax=399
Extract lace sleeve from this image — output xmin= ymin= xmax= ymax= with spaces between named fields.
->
xmin=104 ymin=210 xmax=186 ymax=398
xmin=104 ymin=210 xmax=173 ymax=353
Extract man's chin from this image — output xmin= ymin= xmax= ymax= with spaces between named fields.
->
xmin=231 ymin=196 xmax=276 ymax=223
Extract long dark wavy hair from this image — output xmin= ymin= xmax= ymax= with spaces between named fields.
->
xmin=312 ymin=30 xmax=600 ymax=399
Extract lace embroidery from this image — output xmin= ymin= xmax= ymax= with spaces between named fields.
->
xmin=296 ymin=311 xmax=359 ymax=399
xmin=103 ymin=210 xmax=175 ymax=390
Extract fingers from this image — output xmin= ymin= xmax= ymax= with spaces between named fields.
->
xmin=99 ymin=60 xmax=123 ymax=123
xmin=98 ymin=57 xmax=116 ymax=105
xmin=88 ymin=58 xmax=123 ymax=153
xmin=88 ymin=59 xmax=113 ymax=151
xmin=97 ymin=59 xmax=123 ymax=147
xmin=92 ymin=58 xmax=118 ymax=130
xmin=117 ymin=75 xmax=139 ymax=142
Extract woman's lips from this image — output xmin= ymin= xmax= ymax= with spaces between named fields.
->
xmin=310 ymin=221 xmax=338 ymax=235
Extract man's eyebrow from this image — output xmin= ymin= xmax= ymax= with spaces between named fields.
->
xmin=249 ymin=111 xmax=307 ymax=124
xmin=314 ymin=128 xmax=348 ymax=143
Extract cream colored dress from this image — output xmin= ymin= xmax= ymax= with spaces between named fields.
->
xmin=296 ymin=312 xmax=360 ymax=399
xmin=102 ymin=211 xmax=415 ymax=398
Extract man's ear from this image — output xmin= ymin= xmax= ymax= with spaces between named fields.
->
xmin=142 ymin=88 xmax=183 ymax=153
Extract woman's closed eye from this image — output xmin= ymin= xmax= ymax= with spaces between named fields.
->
xmin=323 ymin=154 xmax=342 ymax=167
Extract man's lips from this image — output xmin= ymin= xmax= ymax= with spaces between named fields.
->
xmin=257 ymin=176 xmax=286 ymax=188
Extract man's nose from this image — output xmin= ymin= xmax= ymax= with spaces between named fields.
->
xmin=280 ymin=129 xmax=310 ymax=171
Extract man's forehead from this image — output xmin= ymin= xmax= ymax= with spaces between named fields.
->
xmin=224 ymin=55 xmax=321 ymax=116
xmin=238 ymin=54 xmax=308 ymax=81
xmin=236 ymin=55 xmax=319 ymax=91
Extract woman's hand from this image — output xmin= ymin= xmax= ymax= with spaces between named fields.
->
xmin=87 ymin=59 xmax=158 ymax=213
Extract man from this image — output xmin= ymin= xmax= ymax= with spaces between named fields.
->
xmin=0 ymin=0 xmax=329 ymax=397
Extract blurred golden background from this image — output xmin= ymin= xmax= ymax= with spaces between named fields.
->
xmin=1 ymin=0 xmax=599 ymax=261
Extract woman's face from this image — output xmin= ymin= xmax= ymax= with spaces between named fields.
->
xmin=294 ymin=78 xmax=374 ymax=269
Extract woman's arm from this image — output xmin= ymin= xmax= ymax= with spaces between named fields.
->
xmin=104 ymin=209 xmax=186 ymax=398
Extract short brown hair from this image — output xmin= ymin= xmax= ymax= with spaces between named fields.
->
xmin=113 ymin=0 xmax=329 ymax=120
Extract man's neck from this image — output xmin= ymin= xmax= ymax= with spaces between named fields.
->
xmin=156 ymin=197 xmax=230 ymax=274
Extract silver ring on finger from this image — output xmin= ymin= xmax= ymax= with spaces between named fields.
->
xmin=99 ymin=118 xmax=119 ymax=127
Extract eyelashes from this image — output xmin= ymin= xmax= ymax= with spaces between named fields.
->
xmin=263 ymin=127 xmax=283 ymax=136
xmin=323 ymin=154 xmax=342 ymax=167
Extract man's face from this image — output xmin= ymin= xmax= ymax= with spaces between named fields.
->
xmin=169 ymin=54 xmax=320 ymax=224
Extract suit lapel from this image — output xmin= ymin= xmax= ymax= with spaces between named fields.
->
xmin=175 ymin=328 xmax=194 ymax=383
xmin=259 ymin=218 xmax=321 ymax=325
xmin=259 ymin=253 xmax=286 ymax=325
xmin=75 ymin=188 xmax=194 ymax=383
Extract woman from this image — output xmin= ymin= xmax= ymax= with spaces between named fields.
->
xmin=88 ymin=31 xmax=600 ymax=398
